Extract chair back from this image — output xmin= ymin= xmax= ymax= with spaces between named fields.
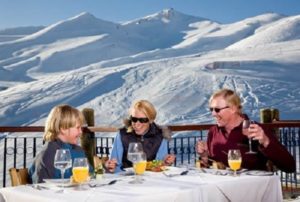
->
xmin=9 ymin=168 xmax=29 ymax=186
xmin=93 ymin=156 xmax=108 ymax=168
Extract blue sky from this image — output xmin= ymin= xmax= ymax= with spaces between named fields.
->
xmin=0 ymin=0 xmax=300 ymax=29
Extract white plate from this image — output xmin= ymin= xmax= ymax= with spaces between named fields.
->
xmin=246 ymin=170 xmax=274 ymax=176
xmin=120 ymin=168 xmax=135 ymax=176
xmin=201 ymin=168 xmax=230 ymax=175
xmin=43 ymin=178 xmax=77 ymax=187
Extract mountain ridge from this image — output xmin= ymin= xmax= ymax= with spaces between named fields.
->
xmin=0 ymin=9 xmax=299 ymax=127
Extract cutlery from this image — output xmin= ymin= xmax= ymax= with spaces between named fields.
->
xmin=163 ymin=170 xmax=189 ymax=177
xmin=214 ymin=171 xmax=227 ymax=176
xmin=198 ymin=168 xmax=227 ymax=175
xmin=30 ymin=184 xmax=51 ymax=190
xmin=88 ymin=179 xmax=118 ymax=188
xmin=237 ymin=169 xmax=248 ymax=175
xmin=199 ymin=168 xmax=207 ymax=173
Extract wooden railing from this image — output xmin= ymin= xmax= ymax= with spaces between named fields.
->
xmin=1 ymin=122 xmax=300 ymax=133
xmin=0 ymin=126 xmax=117 ymax=133
xmin=1 ymin=122 xmax=300 ymax=196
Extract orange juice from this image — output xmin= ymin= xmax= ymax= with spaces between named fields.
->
xmin=72 ymin=167 xmax=89 ymax=183
xmin=228 ymin=160 xmax=241 ymax=171
xmin=134 ymin=161 xmax=147 ymax=175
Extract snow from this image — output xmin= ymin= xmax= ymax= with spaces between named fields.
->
xmin=0 ymin=9 xmax=299 ymax=129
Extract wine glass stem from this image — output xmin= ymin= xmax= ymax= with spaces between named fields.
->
xmin=249 ymin=138 xmax=253 ymax=152
xmin=61 ymin=169 xmax=65 ymax=192
xmin=133 ymin=163 xmax=140 ymax=183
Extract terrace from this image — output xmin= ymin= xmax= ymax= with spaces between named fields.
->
xmin=1 ymin=120 xmax=300 ymax=199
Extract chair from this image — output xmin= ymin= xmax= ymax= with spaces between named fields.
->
xmin=9 ymin=168 xmax=29 ymax=186
xmin=93 ymin=156 xmax=108 ymax=169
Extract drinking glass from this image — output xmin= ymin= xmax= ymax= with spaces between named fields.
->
xmin=54 ymin=149 xmax=72 ymax=193
xmin=127 ymin=142 xmax=144 ymax=184
xmin=133 ymin=152 xmax=147 ymax=183
xmin=242 ymin=119 xmax=257 ymax=154
xmin=228 ymin=149 xmax=242 ymax=176
xmin=72 ymin=157 xmax=89 ymax=190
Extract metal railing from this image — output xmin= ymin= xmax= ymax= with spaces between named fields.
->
xmin=1 ymin=122 xmax=300 ymax=196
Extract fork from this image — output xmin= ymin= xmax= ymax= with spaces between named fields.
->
xmin=163 ymin=170 xmax=189 ymax=177
xmin=30 ymin=184 xmax=65 ymax=193
xmin=30 ymin=184 xmax=50 ymax=190
xmin=214 ymin=171 xmax=227 ymax=176
xmin=88 ymin=179 xmax=118 ymax=188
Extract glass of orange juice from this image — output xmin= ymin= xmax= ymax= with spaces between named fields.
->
xmin=228 ymin=149 xmax=242 ymax=176
xmin=131 ymin=152 xmax=146 ymax=184
xmin=72 ymin=158 xmax=89 ymax=190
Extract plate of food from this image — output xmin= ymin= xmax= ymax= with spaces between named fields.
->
xmin=146 ymin=160 xmax=166 ymax=172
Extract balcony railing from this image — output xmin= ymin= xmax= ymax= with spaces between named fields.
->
xmin=1 ymin=122 xmax=300 ymax=196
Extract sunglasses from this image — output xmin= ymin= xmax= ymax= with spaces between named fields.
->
xmin=209 ymin=106 xmax=229 ymax=113
xmin=130 ymin=116 xmax=149 ymax=123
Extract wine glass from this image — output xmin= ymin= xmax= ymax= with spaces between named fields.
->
xmin=133 ymin=152 xmax=147 ymax=183
xmin=72 ymin=157 xmax=89 ymax=190
xmin=127 ymin=142 xmax=144 ymax=184
xmin=243 ymin=119 xmax=257 ymax=154
xmin=54 ymin=149 xmax=72 ymax=193
xmin=228 ymin=149 xmax=242 ymax=177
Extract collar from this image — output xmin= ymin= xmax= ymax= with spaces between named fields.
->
xmin=217 ymin=113 xmax=247 ymax=133
xmin=55 ymin=138 xmax=74 ymax=150
xmin=133 ymin=123 xmax=160 ymax=139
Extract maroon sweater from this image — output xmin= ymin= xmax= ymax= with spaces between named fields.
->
xmin=207 ymin=122 xmax=295 ymax=173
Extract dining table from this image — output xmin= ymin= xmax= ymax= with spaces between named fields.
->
xmin=0 ymin=167 xmax=283 ymax=202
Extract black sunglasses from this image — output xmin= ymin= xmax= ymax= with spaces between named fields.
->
xmin=209 ymin=106 xmax=229 ymax=113
xmin=130 ymin=116 xmax=149 ymax=123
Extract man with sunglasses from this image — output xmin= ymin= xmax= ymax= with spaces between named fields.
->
xmin=110 ymin=100 xmax=175 ymax=172
xmin=196 ymin=88 xmax=295 ymax=173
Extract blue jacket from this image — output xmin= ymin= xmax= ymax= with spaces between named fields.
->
xmin=29 ymin=139 xmax=89 ymax=183
xmin=110 ymin=123 xmax=170 ymax=173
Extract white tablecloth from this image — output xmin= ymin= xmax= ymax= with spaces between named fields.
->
xmin=0 ymin=169 xmax=283 ymax=202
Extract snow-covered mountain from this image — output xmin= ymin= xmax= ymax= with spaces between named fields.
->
xmin=0 ymin=26 xmax=44 ymax=43
xmin=0 ymin=8 xmax=299 ymax=128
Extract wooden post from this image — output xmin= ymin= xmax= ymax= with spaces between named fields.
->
xmin=260 ymin=107 xmax=280 ymax=138
xmin=81 ymin=108 xmax=96 ymax=169
xmin=270 ymin=108 xmax=280 ymax=139
xmin=260 ymin=108 xmax=279 ymax=123
xmin=270 ymin=108 xmax=280 ymax=122
xmin=260 ymin=108 xmax=272 ymax=123
xmin=260 ymin=108 xmax=280 ymax=172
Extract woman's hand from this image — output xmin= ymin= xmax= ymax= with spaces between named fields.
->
xmin=248 ymin=123 xmax=270 ymax=148
xmin=105 ymin=159 xmax=117 ymax=173
xmin=164 ymin=154 xmax=176 ymax=166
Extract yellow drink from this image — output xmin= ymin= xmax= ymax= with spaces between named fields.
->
xmin=72 ymin=167 xmax=89 ymax=183
xmin=228 ymin=160 xmax=241 ymax=171
xmin=134 ymin=161 xmax=147 ymax=175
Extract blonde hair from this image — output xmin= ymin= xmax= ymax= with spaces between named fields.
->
xmin=43 ymin=104 xmax=85 ymax=141
xmin=130 ymin=100 xmax=156 ymax=121
xmin=209 ymin=89 xmax=243 ymax=114
xmin=126 ymin=100 xmax=157 ymax=132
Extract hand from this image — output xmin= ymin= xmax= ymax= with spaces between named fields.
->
xmin=105 ymin=159 xmax=117 ymax=173
xmin=242 ymin=127 xmax=250 ymax=137
xmin=196 ymin=141 xmax=209 ymax=167
xmin=248 ymin=123 xmax=270 ymax=148
xmin=196 ymin=141 xmax=208 ymax=157
xmin=164 ymin=154 xmax=176 ymax=166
